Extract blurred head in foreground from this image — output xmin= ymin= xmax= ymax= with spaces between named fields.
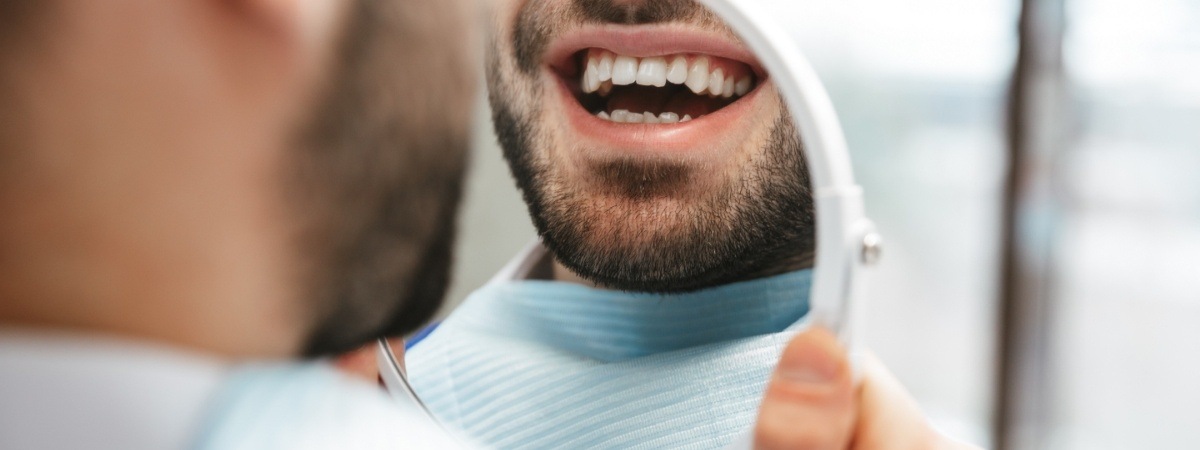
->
xmin=0 ymin=0 xmax=477 ymax=357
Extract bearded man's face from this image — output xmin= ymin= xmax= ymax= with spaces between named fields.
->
xmin=488 ymin=0 xmax=815 ymax=292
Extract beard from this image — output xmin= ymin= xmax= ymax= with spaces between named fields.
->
xmin=489 ymin=1 xmax=816 ymax=294
xmin=292 ymin=0 xmax=475 ymax=357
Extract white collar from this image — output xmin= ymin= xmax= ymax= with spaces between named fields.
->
xmin=0 ymin=328 xmax=231 ymax=449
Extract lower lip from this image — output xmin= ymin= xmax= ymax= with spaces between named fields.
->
xmin=552 ymin=70 xmax=765 ymax=157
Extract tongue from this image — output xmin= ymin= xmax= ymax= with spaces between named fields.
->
xmin=605 ymin=85 xmax=720 ymax=118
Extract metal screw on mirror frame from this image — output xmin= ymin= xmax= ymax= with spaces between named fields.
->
xmin=861 ymin=233 xmax=883 ymax=266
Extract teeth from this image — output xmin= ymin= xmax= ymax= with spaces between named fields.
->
xmin=708 ymin=68 xmax=725 ymax=97
xmin=686 ymin=56 xmax=710 ymax=94
xmin=735 ymin=77 xmax=752 ymax=96
xmin=581 ymin=51 xmax=758 ymax=102
xmin=667 ymin=56 xmax=688 ymax=85
xmin=597 ymin=52 xmax=614 ymax=81
xmin=598 ymin=110 xmax=701 ymax=124
xmin=636 ymin=57 xmax=668 ymax=87
xmin=611 ymin=55 xmax=638 ymax=85
xmin=582 ymin=58 xmax=601 ymax=93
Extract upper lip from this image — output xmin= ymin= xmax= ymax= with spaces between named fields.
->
xmin=544 ymin=24 xmax=765 ymax=77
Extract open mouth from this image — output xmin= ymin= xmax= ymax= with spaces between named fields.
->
xmin=541 ymin=27 xmax=769 ymax=156
xmin=548 ymin=38 xmax=766 ymax=126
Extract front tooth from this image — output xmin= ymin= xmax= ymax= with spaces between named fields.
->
xmin=659 ymin=112 xmax=680 ymax=123
xmin=636 ymin=57 xmax=668 ymax=87
xmin=582 ymin=58 xmax=600 ymax=93
xmin=722 ymin=77 xmax=735 ymax=98
xmin=735 ymin=77 xmax=752 ymax=96
xmin=643 ymin=112 xmax=660 ymax=123
xmin=611 ymin=109 xmax=631 ymax=123
xmin=686 ymin=57 xmax=710 ymax=94
xmin=598 ymin=52 xmax=614 ymax=82
xmin=666 ymin=56 xmax=688 ymax=84
xmin=626 ymin=111 xmax=645 ymax=123
xmin=611 ymin=55 xmax=638 ymax=85
xmin=597 ymin=111 xmax=611 ymax=120
xmin=681 ymin=114 xmax=693 ymax=122
xmin=709 ymin=68 xmax=725 ymax=96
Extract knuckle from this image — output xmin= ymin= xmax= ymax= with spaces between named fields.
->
xmin=766 ymin=377 xmax=849 ymax=407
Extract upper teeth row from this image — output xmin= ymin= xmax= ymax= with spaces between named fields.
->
xmin=582 ymin=51 xmax=753 ymax=98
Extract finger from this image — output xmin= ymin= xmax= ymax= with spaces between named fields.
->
xmin=754 ymin=327 xmax=856 ymax=450
xmin=852 ymin=354 xmax=979 ymax=450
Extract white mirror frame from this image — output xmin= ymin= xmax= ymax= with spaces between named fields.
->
xmin=700 ymin=0 xmax=879 ymax=355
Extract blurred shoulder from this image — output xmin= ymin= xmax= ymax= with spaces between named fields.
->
xmin=194 ymin=363 xmax=463 ymax=450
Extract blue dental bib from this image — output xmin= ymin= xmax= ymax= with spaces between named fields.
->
xmin=406 ymin=269 xmax=811 ymax=449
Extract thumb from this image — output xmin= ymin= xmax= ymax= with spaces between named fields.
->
xmin=754 ymin=327 xmax=856 ymax=450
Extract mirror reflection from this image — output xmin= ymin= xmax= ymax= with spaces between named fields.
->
xmin=404 ymin=1 xmax=818 ymax=447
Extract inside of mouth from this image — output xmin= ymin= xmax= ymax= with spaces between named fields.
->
xmin=578 ymin=84 xmax=727 ymax=122
xmin=564 ymin=49 xmax=762 ymax=124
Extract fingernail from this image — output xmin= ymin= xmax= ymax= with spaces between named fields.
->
xmin=778 ymin=339 xmax=841 ymax=384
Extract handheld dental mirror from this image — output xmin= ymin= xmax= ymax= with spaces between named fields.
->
xmin=377 ymin=0 xmax=881 ymax=430
xmin=699 ymin=0 xmax=880 ymax=360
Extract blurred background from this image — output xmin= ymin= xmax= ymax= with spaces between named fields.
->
xmin=443 ymin=0 xmax=1200 ymax=448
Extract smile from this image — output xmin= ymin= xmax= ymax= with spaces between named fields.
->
xmin=544 ymin=26 xmax=769 ymax=155
xmin=577 ymin=50 xmax=758 ymax=123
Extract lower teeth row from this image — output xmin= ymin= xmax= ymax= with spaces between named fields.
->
xmin=597 ymin=109 xmax=696 ymax=124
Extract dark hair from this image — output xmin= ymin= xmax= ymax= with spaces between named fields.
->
xmin=293 ymin=0 xmax=477 ymax=357
xmin=0 ymin=1 xmax=52 ymax=169
xmin=0 ymin=2 xmax=49 ymax=44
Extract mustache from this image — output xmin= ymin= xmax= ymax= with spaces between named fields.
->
xmin=572 ymin=0 xmax=706 ymax=25
xmin=512 ymin=0 xmax=721 ymax=76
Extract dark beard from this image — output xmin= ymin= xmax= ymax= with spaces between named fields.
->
xmin=293 ymin=0 xmax=473 ymax=357
xmin=490 ymin=49 xmax=815 ymax=293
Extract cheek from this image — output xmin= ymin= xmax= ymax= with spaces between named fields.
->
xmin=726 ymin=90 xmax=787 ymax=164
xmin=728 ymin=116 xmax=783 ymax=173
xmin=493 ymin=0 xmax=525 ymax=26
